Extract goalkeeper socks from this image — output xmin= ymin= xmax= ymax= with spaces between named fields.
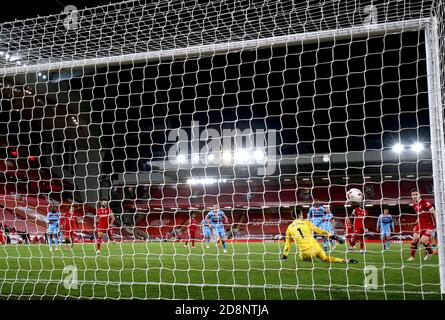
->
xmin=222 ymin=240 xmax=227 ymax=250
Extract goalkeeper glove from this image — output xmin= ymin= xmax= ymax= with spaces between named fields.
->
xmin=282 ymin=255 xmax=288 ymax=260
xmin=330 ymin=234 xmax=345 ymax=244
xmin=347 ymin=259 xmax=358 ymax=264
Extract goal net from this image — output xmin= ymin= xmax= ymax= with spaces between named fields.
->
xmin=0 ymin=0 xmax=444 ymax=300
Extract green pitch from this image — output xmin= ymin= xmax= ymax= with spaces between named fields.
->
xmin=0 ymin=242 xmax=442 ymax=300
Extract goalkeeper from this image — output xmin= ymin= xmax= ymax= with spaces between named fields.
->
xmin=282 ymin=217 xmax=357 ymax=264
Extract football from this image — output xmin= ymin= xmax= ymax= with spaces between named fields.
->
xmin=346 ymin=188 xmax=363 ymax=203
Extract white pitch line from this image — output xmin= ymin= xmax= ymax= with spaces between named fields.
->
xmin=0 ymin=278 xmax=441 ymax=297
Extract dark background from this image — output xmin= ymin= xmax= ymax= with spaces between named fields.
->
xmin=0 ymin=0 xmax=431 ymax=176
xmin=0 ymin=0 xmax=117 ymax=23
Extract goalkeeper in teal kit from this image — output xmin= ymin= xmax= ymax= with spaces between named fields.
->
xmin=206 ymin=203 xmax=229 ymax=253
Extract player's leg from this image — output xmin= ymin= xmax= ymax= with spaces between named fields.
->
xmin=53 ymin=230 xmax=60 ymax=250
xmin=329 ymin=228 xmax=336 ymax=249
xmin=385 ymin=230 xmax=391 ymax=250
xmin=382 ymin=231 xmax=387 ymax=250
xmin=64 ymin=231 xmax=70 ymax=250
xmin=209 ymin=227 xmax=215 ymax=246
xmin=352 ymin=228 xmax=365 ymax=253
xmin=380 ymin=231 xmax=386 ymax=250
xmin=96 ymin=230 xmax=103 ymax=253
xmin=205 ymin=230 xmax=211 ymax=248
xmin=107 ymin=228 xmax=114 ymax=243
xmin=54 ymin=231 xmax=59 ymax=249
xmin=346 ymin=234 xmax=354 ymax=251
xmin=219 ymin=229 xmax=227 ymax=253
xmin=319 ymin=221 xmax=328 ymax=252
xmin=420 ymin=231 xmax=433 ymax=260
xmin=322 ymin=236 xmax=329 ymax=252
xmin=431 ymin=231 xmax=438 ymax=254
xmin=62 ymin=231 xmax=67 ymax=249
xmin=408 ymin=231 xmax=420 ymax=260
xmin=190 ymin=231 xmax=196 ymax=248
xmin=48 ymin=231 xmax=53 ymax=251
xmin=204 ymin=232 xmax=208 ymax=247
xmin=356 ymin=228 xmax=365 ymax=253
xmin=299 ymin=251 xmax=311 ymax=261
xmin=350 ymin=230 xmax=358 ymax=250
xmin=330 ymin=231 xmax=336 ymax=250
xmin=184 ymin=230 xmax=189 ymax=247
xmin=314 ymin=246 xmax=351 ymax=263
xmin=69 ymin=231 xmax=75 ymax=249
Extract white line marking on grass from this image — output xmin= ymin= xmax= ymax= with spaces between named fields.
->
xmin=0 ymin=278 xmax=441 ymax=297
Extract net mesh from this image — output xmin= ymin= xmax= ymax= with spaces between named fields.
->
xmin=0 ymin=0 xmax=444 ymax=300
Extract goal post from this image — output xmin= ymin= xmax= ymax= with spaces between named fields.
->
xmin=0 ymin=18 xmax=433 ymax=76
xmin=424 ymin=17 xmax=445 ymax=294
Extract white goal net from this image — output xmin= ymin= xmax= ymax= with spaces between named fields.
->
xmin=0 ymin=0 xmax=444 ymax=300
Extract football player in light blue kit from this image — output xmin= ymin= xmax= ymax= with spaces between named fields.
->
xmin=322 ymin=206 xmax=336 ymax=252
xmin=206 ymin=203 xmax=229 ymax=253
xmin=306 ymin=200 xmax=326 ymax=229
xmin=376 ymin=208 xmax=395 ymax=250
xmin=46 ymin=206 xmax=61 ymax=251
xmin=201 ymin=215 xmax=212 ymax=248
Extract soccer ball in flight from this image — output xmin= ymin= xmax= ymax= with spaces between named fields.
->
xmin=346 ymin=188 xmax=363 ymax=203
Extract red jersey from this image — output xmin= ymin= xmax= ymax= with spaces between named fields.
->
xmin=62 ymin=211 xmax=78 ymax=231
xmin=413 ymin=199 xmax=435 ymax=229
xmin=344 ymin=218 xmax=353 ymax=232
xmin=96 ymin=207 xmax=113 ymax=228
xmin=188 ymin=218 xmax=198 ymax=232
xmin=352 ymin=207 xmax=367 ymax=228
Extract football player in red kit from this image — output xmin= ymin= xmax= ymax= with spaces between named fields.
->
xmin=95 ymin=200 xmax=116 ymax=254
xmin=344 ymin=217 xmax=355 ymax=251
xmin=408 ymin=189 xmax=436 ymax=261
xmin=350 ymin=205 xmax=368 ymax=253
xmin=61 ymin=206 xmax=79 ymax=250
xmin=184 ymin=213 xmax=198 ymax=248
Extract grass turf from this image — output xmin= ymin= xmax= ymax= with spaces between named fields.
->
xmin=0 ymin=242 xmax=442 ymax=300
